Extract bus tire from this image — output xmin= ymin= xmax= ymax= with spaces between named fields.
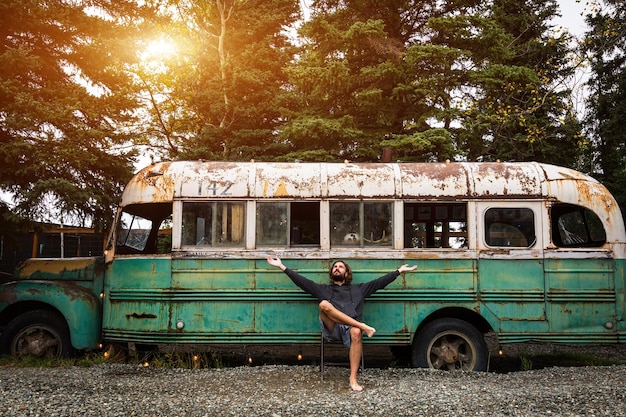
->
xmin=411 ymin=318 xmax=488 ymax=371
xmin=0 ymin=310 xmax=73 ymax=359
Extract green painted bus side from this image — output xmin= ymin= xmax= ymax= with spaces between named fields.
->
xmin=100 ymin=256 xmax=623 ymax=345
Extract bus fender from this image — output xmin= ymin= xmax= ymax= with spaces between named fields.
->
xmin=0 ymin=280 xmax=102 ymax=350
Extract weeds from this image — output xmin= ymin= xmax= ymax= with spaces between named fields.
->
xmin=1 ymin=345 xmax=623 ymax=371
xmin=0 ymin=345 xmax=225 ymax=369
xmin=149 ymin=351 xmax=223 ymax=369
xmin=0 ymin=354 xmax=76 ymax=368
xmin=520 ymin=355 xmax=533 ymax=371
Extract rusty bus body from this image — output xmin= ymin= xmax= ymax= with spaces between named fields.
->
xmin=1 ymin=161 xmax=624 ymax=370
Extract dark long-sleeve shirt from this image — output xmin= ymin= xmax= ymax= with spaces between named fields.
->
xmin=284 ymin=268 xmax=401 ymax=321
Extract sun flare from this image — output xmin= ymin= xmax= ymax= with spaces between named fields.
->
xmin=140 ymin=38 xmax=177 ymax=61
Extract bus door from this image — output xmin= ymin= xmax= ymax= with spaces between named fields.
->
xmin=544 ymin=203 xmax=617 ymax=340
xmin=103 ymin=205 xmax=173 ymax=344
xmin=476 ymin=202 xmax=547 ymax=341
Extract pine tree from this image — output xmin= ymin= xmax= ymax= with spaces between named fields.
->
xmin=584 ymin=0 xmax=626 ymax=212
xmin=143 ymin=0 xmax=300 ymax=161
xmin=447 ymin=0 xmax=582 ymax=164
xmin=281 ymin=0 xmax=581 ymax=164
xmin=0 ymin=0 xmax=155 ymax=229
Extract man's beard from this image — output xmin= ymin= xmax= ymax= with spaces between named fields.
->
xmin=331 ymin=273 xmax=344 ymax=282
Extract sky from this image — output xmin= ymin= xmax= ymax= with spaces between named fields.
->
xmin=555 ymin=0 xmax=588 ymax=36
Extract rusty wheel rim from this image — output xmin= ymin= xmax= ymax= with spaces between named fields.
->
xmin=426 ymin=330 xmax=477 ymax=370
xmin=11 ymin=325 xmax=63 ymax=358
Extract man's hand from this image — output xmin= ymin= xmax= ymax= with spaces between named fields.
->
xmin=266 ymin=256 xmax=286 ymax=271
xmin=398 ymin=264 xmax=417 ymax=273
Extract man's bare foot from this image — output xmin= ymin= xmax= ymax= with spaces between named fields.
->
xmin=350 ymin=379 xmax=363 ymax=392
xmin=363 ymin=325 xmax=376 ymax=338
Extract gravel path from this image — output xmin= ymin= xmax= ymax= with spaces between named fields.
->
xmin=1 ymin=363 xmax=625 ymax=416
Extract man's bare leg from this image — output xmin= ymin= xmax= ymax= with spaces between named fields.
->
xmin=318 ymin=300 xmax=376 ymax=337
xmin=348 ymin=327 xmax=363 ymax=392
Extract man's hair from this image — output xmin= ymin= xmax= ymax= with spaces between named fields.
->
xmin=329 ymin=260 xmax=352 ymax=284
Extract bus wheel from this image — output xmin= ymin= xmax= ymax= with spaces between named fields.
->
xmin=0 ymin=310 xmax=73 ymax=359
xmin=412 ymin=318 xmax=488 ymax=371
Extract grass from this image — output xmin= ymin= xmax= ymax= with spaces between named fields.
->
xmin=0 ymin=345 xmax=227 ymax=369
xmin=148 ymin=350 xmax=225 ymax=369
xmin=1 ymin=344 xmax=623 ymax=371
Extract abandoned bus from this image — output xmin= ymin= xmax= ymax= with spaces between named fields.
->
xmin=0 ymin=161 xmax=624 ymax=370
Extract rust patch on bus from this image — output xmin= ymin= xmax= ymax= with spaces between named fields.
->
xmin=0 ymin=280 xmax=101 ymax=308
xmin=126 ymin=313 xmax=158 ymax=319
xmin=17 ymin=258 xmax=98 ymax=279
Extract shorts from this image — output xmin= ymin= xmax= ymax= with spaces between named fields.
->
xmin=320 ymin=317 xmax=352 ymax=348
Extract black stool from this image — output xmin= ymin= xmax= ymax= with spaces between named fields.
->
xmin=320 ymin=332 xmax=365 ymax=380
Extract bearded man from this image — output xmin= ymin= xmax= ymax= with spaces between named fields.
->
xmin=266 ymin=256 xmax=416 ymax=391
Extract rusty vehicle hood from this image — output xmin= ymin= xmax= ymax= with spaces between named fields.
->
xmin=13 ymin=257 xmax=105 ymax=282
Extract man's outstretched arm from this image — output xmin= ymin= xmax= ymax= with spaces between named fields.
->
xmin=266 ymin=256 xmax=330 ymax=301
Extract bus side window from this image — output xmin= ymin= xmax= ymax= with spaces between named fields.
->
xmin=290 ymin=202 xmax=320 ymax=246
xmin=404 ymin=203 xmax=468 ymax=249
xmin=330 ymin=202 xmax=392 ymax=247
xmin=551 ymin=204 xmax=606 ymax=248
xmin=256 ymin=202 xmax=288 ymax=246
xmin=484 ymin=208 xmax=535 ymax=248
xmin=256 ymin=202 xmax=320 ymax=247
xmin=182 ymin=202 xmax=245 ymax=247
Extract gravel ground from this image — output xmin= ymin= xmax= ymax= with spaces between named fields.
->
xmin=1 ymin=359 xmax=626 ymax=416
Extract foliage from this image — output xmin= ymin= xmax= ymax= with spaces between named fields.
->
xmin=584 ymin=0 xmax=626 ymax=213
xmin=0 ymin=0 xmax=155 ymax=230
xmin=281 ymin=1 xmax=430 ymax=161
xmin=453 ymin=0 xmax=583 ymax=165
xmin=1 ymin=0 xmax=624 ymax=226
xmin=133 ymin=0 xmax=301 ymax=162
xmin=279 ymin=0 xmax=581 ymax=164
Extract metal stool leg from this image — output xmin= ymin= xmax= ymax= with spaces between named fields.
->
xmin=320 ymin=331 xmax=325 ymax=379
xmin=320 ymin=331 xmax=365 ymax=379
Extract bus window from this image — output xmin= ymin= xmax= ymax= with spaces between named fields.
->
xmin=182 ymin=202 xmax=245 ymax=247
xmin=116 ymin=202 xmax=172 ymax=254
xmin=484 ymin=208 xmax=535 ymax=247
xmin=404 ymin=203 xmax=468 ymax=248
xmin=256 ymin=202 xmax=288 ymax=246
xmin=551 ymin=204 xmax=606 ymax=248
xmin=330 ymin=202 xmax=392 ymax=247
xmin=256 ymin=202 xmax=320 ymax=247
xmin=291 ymin=202 xmax=320 ymax=246
xmin=118 ymin=212 xmax=152 ymax=252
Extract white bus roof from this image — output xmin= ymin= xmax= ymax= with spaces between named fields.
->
xmin=120 ymin=160 xmax=619 ymax=217
xmin=120 ymin=161 xmax=605 ymax=201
